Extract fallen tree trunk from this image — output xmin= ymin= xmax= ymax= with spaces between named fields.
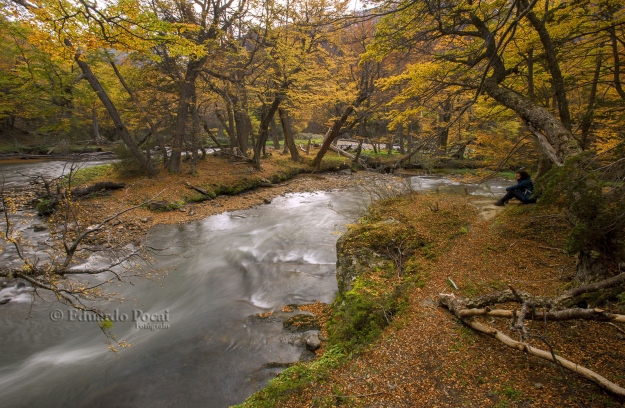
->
xmin=184 ymin=182 xmax=213 ymax=200
xmin=439 ymin=293 xmax=625 ymax=398
xmin=452 ymin=272 xmax=625 ymax=310
xmin=327 ymin=144 xmax=368 ymax=169
xmin=467 ymin=318 xmax=625 ymax=398
xmin=439 ymin=295 xmax=625 ymax=322
xmin=561 ymin=272 xmax=625 ymax=300
xmin=71 ymin=182 xmax=126 ymax=199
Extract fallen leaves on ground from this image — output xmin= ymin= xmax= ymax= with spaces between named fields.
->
xmin=270 ymin=193 xmax=624 ymax=408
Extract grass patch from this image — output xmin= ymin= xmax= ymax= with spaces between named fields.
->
xmin=65 ymin=164 xmax=114 ymax=187
xmin=234 ymin=346 xmax=346 ymax=408
xmin=301 ymin=154 xmax=354 ymax=171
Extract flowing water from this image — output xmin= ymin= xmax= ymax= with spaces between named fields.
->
xmin=0 ymin=159 xmax=112 ymax=192
xmin=0 ymin=166 xmax=510 ymax=408
xmin=0 ymin=190 xmax=366 ymax=407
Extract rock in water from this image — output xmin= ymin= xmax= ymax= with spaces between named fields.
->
xmin=305 ymin=333 xmax=321 ymax=351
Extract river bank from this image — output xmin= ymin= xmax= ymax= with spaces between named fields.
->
xmin=238 ymin=193 xmax=625 ymax=407
xmin=1 ymin=153 xmax=360 ymax=239
xmin=6 ymin=153 xmax=621 ymax=407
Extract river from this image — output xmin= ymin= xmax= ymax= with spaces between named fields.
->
xmin=0 ymin=162 xmax=509 ymax=408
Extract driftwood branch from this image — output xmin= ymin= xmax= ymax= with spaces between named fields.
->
xmin=468 ymin=318 xmax=625 ymax=397
xmin=461 ymin=289 xmax=555 ymax=309
xmin=563 ymin=272 xmax=625 ymax=299
xmin=441 ymin=303 xmax=625 ymax=323
xmin=439 ymin=293 xmax=625 ymax=397
xmin=454 ymin=273 xmax=625 ymax=311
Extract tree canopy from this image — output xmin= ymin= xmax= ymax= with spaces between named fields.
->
xmin=1 ymin=0 xmax=623 ymax=248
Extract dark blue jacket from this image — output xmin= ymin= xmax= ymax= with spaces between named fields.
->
xmin=506 ymin=179 xmax=534 ymax=201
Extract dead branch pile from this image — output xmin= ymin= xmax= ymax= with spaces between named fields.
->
xmin=439 ymin=273 xmax=625 ymax=398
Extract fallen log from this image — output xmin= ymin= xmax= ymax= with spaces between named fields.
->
xmin=184 ymin=182 xmax=213 ymax=200
xmin=71 ymin=182 xmax=126 ymax=199
xmin=328 ymin=144 xmax=368 ymax=169
xmin=560 ymin=272 xmax=625 ymax=300
xmin=439 ymin=293 xmax=625 ymax=398
xmin=439 ymin=295 xmax=625 ymax=323
xmin=459 ymin=288 xmax=555 ymax=309
xmin=468 ymin=318 xmax=625 ymax=397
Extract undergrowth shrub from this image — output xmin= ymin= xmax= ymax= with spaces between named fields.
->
xmin=540 ymin=152 xmax=625 ymax=280
xmin=113 ymin=145 xmax=147 ymax=176
xmin=36 ymin=198 xmax=56 ymax=216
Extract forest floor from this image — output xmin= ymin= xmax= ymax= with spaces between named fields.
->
xmin=240 ymin=193 xmax=625 ymax=408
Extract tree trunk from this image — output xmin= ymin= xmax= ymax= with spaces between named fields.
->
xmin=520 ymin=0 xmax=572 ymax=131
xmin=353 ymin=139 xmax=363 ymax=163
xmin=253 ymin=96 xmax=282 ymax=170
xmin=398 ymin=124 xmax=405 ymax=154
xmin=68 ymin=41 xmax=157 ymax=176
xmin=226 ymin=104 xmax=237 ymax=149
xmin=576 ymin=250 xmax=611 ymax=282
xmin=608 ymin=27 xmax=625 ymax=100
xmin=578 ymin=53 xmax=602 ymax=151
xmin=270 ymin=115 xmax=280 ymax=149
xmin=534 ymin=139 xmax=553 ymax=180
xmin=482 ymin=78 xmax=571 ymax=165
xmin=279 ymin=108 xmax=299 ymax=161
xmin=437 ymin=100 xmax=452 ymax=150
xmin=109 ymin=58 xmax=168 ymax=166
xmin=214 ymin=104 xmax=237 ymax=148
xmin=437 ymin=127 xmax=449 ymax=151
xmin=312 ymin=92 xmax=368 ymax=169
xmin=92 ymin=106 xmax=102 ymax=144
xmin=527 ymin=48 xmax=535 ymax=100
xmin=406 ymin=122 xmax=414 ymax=153
xmin=234 ymin=108 xmax=251 ymax=154
xmin=168 ymin=78 xmax=194 ymax=172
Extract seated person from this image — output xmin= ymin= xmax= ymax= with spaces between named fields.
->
xmin=494 ymin=170 xmax=537 ymax=206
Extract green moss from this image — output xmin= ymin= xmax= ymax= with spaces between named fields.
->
xmin=215 ymin=181 xmax=253 ymax=195
xmin=306 ymin=155 xmax=354 ymax=172
xmin=36 ymin=198 xmax=56 ymax=216
xmin=166 ymin=201 xmax=184 ymax=211
xmin=145 ymin=200 xmax=185 ymax=212
xmin=234 ymin=346 xmax=346 ymax=408
xmin=183 ymin=192 xmax=213 ymax=203
xmin=64 ymin=164 xmax=113 ymax=187
xmin=328 ymin=274 xmax=423 ymax=352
